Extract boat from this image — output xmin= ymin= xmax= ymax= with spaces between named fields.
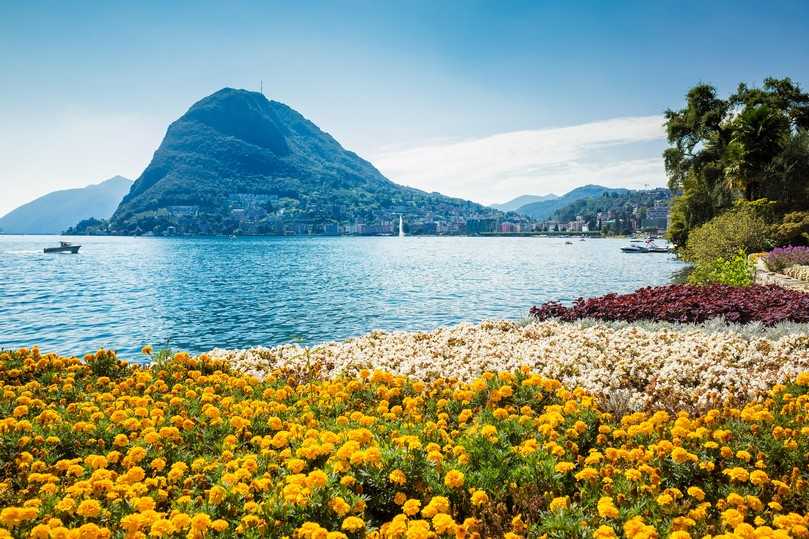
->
xmin=44 ymin=241 xmax=80 ymax=254
xmin=620 ymin=244 xmax=650 ymax=253
xmin=620 ymin=238 xmax=671 ymax=253
xmin=565 ymin=240 xmax=574 ymax=245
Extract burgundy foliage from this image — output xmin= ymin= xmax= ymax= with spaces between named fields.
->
xmin=529 ymin=284 xmax=809 ymax=326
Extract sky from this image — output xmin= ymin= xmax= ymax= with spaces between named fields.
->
xmin=1 ymin=1 xmax=808 ymax=215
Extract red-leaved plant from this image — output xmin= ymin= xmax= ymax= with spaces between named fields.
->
xmin=529 ymin=284 xmax=809 ymax=325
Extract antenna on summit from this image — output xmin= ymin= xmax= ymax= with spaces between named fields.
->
xmin=260 ymin=80 xmax=264 ymax=96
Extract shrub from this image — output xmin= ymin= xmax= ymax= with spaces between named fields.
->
xmin=683 ymin=206 xmax=771 ymax=265
xmin=529 ymin=284 xmax=809 ymax=325
xmin=765 ymin=245 xmax=809 ymax=271
xmin=687 ymin=250 xmax=753 ymax=286
xmin=784 ymin=264 xmax=809 ymax=282
xmin=772 ymin=210 xmax=809 ymax=246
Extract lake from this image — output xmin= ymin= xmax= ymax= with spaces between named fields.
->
xmin=0 ymin=235 xmax=686 ymax=358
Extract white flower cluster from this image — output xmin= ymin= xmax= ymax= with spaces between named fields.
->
xmin=783 ymin=265 xmax=809 ymax=282
xmin=209 ymin=319 xmax=809 ymax=414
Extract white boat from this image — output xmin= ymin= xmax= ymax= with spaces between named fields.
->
xmin=621 ymin=238 xmax=671 ymax=253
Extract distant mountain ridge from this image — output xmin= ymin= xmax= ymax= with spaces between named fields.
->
xmin=512 ymin=184 xmax=630 ymax=219
xmin=108 ymin=88 xmax=498 ymax=235
xmin=490 ymin=194 xmax=558 ymax=212
xmin=0 ymin=176 xmax=132 ymax=234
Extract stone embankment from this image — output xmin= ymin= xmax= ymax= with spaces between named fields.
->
xmin=754 ymin=258 xmax=809 ymax=292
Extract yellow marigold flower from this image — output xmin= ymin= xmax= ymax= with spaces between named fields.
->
xmin=211 ymin=520 xmax=228 ymax=532
xmin=555 ymin=461 xmax=575 ymax=473
xmin=403 ymin=499 xmax=421 ymax=516
xmin=208 ymin=485 xmax=226 ymax=505
xmin=735 ymin=450 xmax=752 ymax=462
xmin=141 ymin=345 xmax=153 ymax=355
xmin=29 ymin=524 xmax=50 ymax=539
xmin=549 ymin=496 xmax=569 ymax=512
xmin=388 ymin=469 xmax=407 ymax=486
xmin=795 ymin=371 xmax=809 ymax=385
xmin=149 ymin=519 xmax=175 ymax=537
xmin=471 ymin=490 xmax=489 ymax=506
xmin=656 ymin=493 xmax=674 ymax=506
xmin=723 ymin=467 xmax=749 ymax=482
xmin=444 ymin=470 xmax=465 ymax=489
xmin=421 ymin=496 xmax=450 ymax=518
xmin=341 ymin=516 xmax=364 ymax=533
xmin=593 ymin=525 xmax=618 ymax=539
xmin=686 ymin=486 xmax=705 ymax=501
xmin=76 ymin=499 xmax=102 ymax=518
xmin=432 ymin=513 xmax=457 ymax=534
xmin=307 ymin=469 xmax=328 ymax=488
xmin=113 ymin=434 xmax=129 ymax=447
xmin=670 ymin=447 xmax=697 ymax=465
xmin=668 ymin=532 xmax=691 ymax=539
xmin=749 ymin=470 xmax=769 ymax=486
xmin=330 ymin=496 xmax=351 ymax=517
xmin=191 ymin=513 xmax=211 ymax=532
xmin=597 ymin=497 xmax=619 ymax=518
xmin=171 ymin=513 xmax=191 ymax=530
xmin=575 ymin=467 xmax=599 ymax=481
xmin=721 ymin=508 xmax=745 ymax=528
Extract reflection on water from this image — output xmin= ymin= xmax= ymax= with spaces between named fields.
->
xmin=0 ymin=235 xmax=686 ymax=358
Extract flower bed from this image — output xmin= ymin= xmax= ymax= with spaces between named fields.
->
xmin=211 ymin=320 xmax=809 ymax=414
xmin=1 ymin=348 xmax=809 ymax=538
xmin=529 ymin=284 xmax=809 ymax=326
xmin=783 ymin=265 xmax=809 ymax=283
xmin=765 ymin=246 xmax=809 ymax=272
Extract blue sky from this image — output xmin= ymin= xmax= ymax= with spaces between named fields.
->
xmin=1 ymin=0 xmax=808 ymax=214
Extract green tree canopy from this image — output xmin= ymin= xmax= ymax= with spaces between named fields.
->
xmin=665 ymin=78 xmax=809 ymax=246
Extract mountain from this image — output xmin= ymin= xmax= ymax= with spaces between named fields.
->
xmin=109 ymin=88 xmax=497 ymax=235
xmin=490 ymin=194 xmax=558 ymax=212
xmin=513 ymin=184 xmax=629 ymax=219
xmin=0 ymin=176 xmax=132 ymax=234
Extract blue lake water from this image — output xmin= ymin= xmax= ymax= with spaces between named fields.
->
xmin=0 ymin=235 xmax=686 ymax=358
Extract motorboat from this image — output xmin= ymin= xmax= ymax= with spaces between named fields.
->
xmin=621 ymin=238 xmax=671 ymax=253
xmin=44 ymin=241 xmax=80 ymax=254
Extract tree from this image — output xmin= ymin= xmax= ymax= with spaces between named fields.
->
xmin=723 ymin=104 xmax=789 ymax=201
xmin=664 ymin=78 xmax=809 ymax=247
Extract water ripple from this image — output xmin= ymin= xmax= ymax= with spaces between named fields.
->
xmin=0 ymin=235 xmax=686 ymax=358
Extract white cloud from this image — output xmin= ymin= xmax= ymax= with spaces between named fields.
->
xmin=0 ymin=111 xmax=669 ymax=217
xmin=369 ymin=115 xmax=668 ymax=204
xmin=0 ymin=109 xmax=166 ymax=216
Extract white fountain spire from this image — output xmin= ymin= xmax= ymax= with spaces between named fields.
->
xmin=399 ymin=215 xmax=405 ymax=237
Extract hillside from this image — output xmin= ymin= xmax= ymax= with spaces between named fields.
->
xmin=108 ymin=88 xmax=497 ymax=235
xmin=0 ymin=176 xmax=132 ymax=234
xmin=490 ymin=194 xmax=557 ymax=212
xmin=551 ymin=187 xmax=670 ymax=223
xmin=513 ymin=185 xmax=629 ymax=219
